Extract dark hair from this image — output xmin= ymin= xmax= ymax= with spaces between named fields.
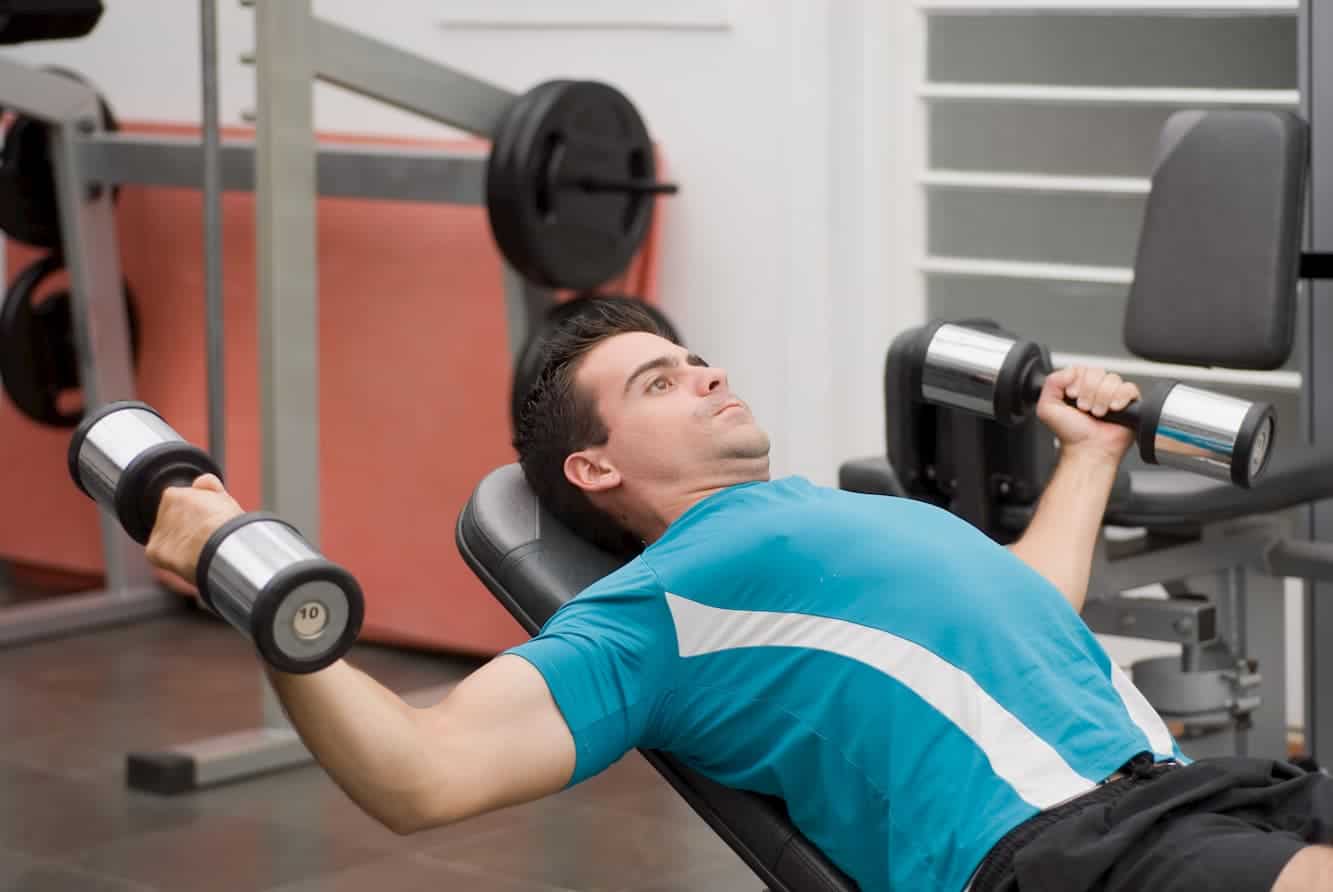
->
xmin=513 ymin=296 xmax=678 ymax=556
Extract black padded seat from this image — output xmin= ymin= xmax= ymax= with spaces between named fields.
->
xmin=456 ymin=463 xmax=858 ymax=892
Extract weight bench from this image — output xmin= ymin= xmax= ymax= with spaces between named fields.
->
xmin=456 ymin=463 xmax=858 ymax=892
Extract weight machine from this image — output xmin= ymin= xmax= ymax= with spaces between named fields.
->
xmin=844 ymin=93 xmax=1333 ymax=762
xmin=0 ymin=1 xmax=673 ymax=791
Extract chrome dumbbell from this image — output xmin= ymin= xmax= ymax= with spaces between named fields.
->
xmin=68 ymin=401 xmax=364 ymax=673
xmin=911 ymin=322 xmax=1276 ymax=487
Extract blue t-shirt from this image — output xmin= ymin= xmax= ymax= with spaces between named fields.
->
xmin=506 ymin=477 xmax=1184 ymax=892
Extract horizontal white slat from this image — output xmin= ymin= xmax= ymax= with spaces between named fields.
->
xmin=920 ymin=83 xmax=1299 ymax=107
xmin=921 ymin=256 xmax=1135 ymax=284
xmin=918 ymin=0 xmax=1297 ymax=12
xmin=921 ymin=170 xmax=1151 ymax=195
xmin=437 ymin=0 xmax=731 ymax=30
xmin=1051 ymin=351 xmax=1301 ymax=390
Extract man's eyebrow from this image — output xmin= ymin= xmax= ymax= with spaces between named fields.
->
xmin=623 ymin=353 xmax=709 ymax=395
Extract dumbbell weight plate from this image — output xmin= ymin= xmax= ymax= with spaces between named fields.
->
xmin=196 ymin=513 xmax=364 ymax=674
xmin=67 ymin=400 xmax=222 ymax=543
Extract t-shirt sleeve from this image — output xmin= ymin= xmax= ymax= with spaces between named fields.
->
xmin=503 ymin=558 xmax=676 ymax=787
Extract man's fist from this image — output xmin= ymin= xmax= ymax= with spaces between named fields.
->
xmin=1035 ymin=366 xmax=1141 ymax=464
xmin=144 ymin=474 xmax=245 ymax=582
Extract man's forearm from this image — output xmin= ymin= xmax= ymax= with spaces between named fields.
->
xmin=266 ymin=662 xmax=441 ymax=833
xmin=1008 ymin=448 xmax=1120 ymax=613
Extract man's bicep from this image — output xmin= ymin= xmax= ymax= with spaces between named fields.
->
xmin=416 ymin=654 xmax=576 ymax=825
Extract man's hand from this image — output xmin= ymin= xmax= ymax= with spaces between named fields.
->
xmin=1035 ymin=366 xmax=1141 ymax=465
xmin=144 ymin=474 xmax=245 ymax=582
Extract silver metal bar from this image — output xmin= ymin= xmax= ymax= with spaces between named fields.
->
xmin=201 ymin=0 xmax=226 ymax=471
xmin=1266 ymin=538 xmax=1333 ymax=582
xmin=76 ymin=134 xmax=487 ymax=204
xmin=49 ymin=96 xmax=155 ymax=592
xmin=1302 ymin=0 xmax=1333 ymax=764
xmin=501 ymin=263 xmax=556 ymax=362
xmin=1080 ymin=595 xmax=1217 ymax=646
xmin=313 ymin=17 xmax=515 ymax=137
xmin=0 ymin=587 xmax=181 ymax=647
xmin=256 ymin=0 xmax=318 ymax=541
xmin=0 ymin=56 xmax=100 ymax=123
xmin=180 ymin=728 xmax=309 ymax=785
xmin=1096 ymin=524 xmax=1278 ymax=594
xmin=256 ymin=0 xmax=318 ymax=732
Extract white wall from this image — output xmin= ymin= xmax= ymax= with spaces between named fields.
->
xmin=4 ymin=0 xmax=925 ymax=483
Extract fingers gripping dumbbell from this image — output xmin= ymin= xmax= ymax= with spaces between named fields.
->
xmin=910 ymin=322 xmax=1276 ymax=488
xmin=67 ymin=401 xmax=364 ymax=673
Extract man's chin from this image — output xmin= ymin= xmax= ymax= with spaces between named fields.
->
xmin=724 ymin=428 xmax=771 ymax=461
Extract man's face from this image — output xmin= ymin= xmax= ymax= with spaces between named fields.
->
xmin=569 ymin=332 xmax=771 ymax=493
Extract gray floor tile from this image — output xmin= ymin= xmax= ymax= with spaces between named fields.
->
xmin=72 ymin=813 xmax=387 ymax=892
xmin=620 ymin=856 xmax=763 ymax=892
xmin=0 ymin=607 xmax=768 ymax=892
xmin=269 ymin=853 xmax=575 ymax=892
xmin=0 ymin=763 xmax=199 ymax=860
xmin=0 ymin=848 xmax=155 ymax=892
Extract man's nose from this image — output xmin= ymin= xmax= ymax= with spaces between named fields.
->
xmin=699 ymin=366 xmax=729 ymax=394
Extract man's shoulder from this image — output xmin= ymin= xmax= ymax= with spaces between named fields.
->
xmin=537 ymin=557 xmax=675 ymax=643
xmin=582 ymin=555 xmax=664 ymax=597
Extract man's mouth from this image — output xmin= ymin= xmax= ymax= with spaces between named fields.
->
xmin=715 ymin=400 xmax=744 ymax=415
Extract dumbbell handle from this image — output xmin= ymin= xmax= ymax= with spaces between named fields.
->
xmin=132 ymin=446 xmax=223 ymax=545
xmin=1026 ymin=371 xmax=1143 ymax=431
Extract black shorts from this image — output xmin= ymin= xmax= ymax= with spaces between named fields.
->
xmin=971 ymin=755 xmax=1333 ymax=892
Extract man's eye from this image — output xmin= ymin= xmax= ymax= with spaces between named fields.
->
xmin=649 ymin=377 xmax=671 ymax=392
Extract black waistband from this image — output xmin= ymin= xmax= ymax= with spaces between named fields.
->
xmin=968 ymin=753 xmax=1177 ymax=892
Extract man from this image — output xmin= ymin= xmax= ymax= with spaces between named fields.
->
xmin=147 ymin=298 xmax=1333 ymax=891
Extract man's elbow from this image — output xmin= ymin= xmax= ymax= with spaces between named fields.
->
xmin=379 ymin=801 xmax=453 ymax=836
xmin=385 ymin=814 xmax=429 ymax=837
xmin=364 ymin=784 xmax=462 ymax=836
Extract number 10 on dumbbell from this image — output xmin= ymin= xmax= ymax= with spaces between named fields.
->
xmin=67 ymin=401 xmax=364 ymax=673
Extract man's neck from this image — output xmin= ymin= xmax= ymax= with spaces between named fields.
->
xmin=639 ymin=460 xmax=771 ymax=544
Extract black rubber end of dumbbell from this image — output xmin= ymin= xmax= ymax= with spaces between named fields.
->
xmin=66 ymin=399 xmax=161 ymax=498
xmin=996 ymin=338 xmax=1045 ymax=426
xmin=194 ymin=511 xmax=289 ymax=614
xmin=1136 ymin=382 xmax=1171 ymax=468
xmin=116 ymin=441 xmax=222 ymax=545
xmin=253 ymin=559 xmax=365 ymax=676
xmin=126 ymin=750 xmax=196 ymax=795
xmin=1233 ymin=400 xmax=1277 ymax=488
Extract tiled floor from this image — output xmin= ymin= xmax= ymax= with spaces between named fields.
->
xmin=0 ymin=587 xmax=756 ymax=891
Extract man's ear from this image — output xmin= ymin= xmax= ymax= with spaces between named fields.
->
xmin=564 ymin=449 xmax=622 ymax=493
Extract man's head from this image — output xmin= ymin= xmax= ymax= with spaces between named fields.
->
xmin=514 ymin=297 xmax=770 ymax=555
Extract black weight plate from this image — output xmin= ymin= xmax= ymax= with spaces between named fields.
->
xmin=0 ymin=67 xmax=120 ymax=248
xmin=509 ymin=295 xmax=683 ymax=432
xmin=0 ymin=256 xmax=141 ymax=427
xmin=486 ymin=80 xmax=569 ymax=286
xmin=487 ymin=80 xmax=657 ymax=290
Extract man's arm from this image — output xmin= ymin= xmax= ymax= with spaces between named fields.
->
xmin=268 ymin=654 xmax=574 ymax=834
xmin=1006 ymin=366 xmax=1138 ymax=614
xmin=145 ymin=475 xmax=574 ymax=835
xmin=1008 ymin=449 xmax=1118 ymax=614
